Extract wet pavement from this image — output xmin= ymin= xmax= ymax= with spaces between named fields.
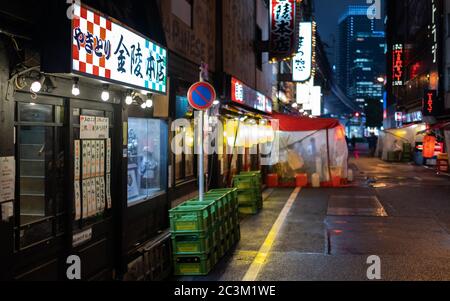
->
xmin=181 ymin=152 xmax=450 ymax=281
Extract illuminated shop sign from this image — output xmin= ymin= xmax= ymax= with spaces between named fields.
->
xmin=422 ymin=90 xmax=440 ymax=116
xmin=293 ymin=22 xmax=312 ymax=82
xmin=431 ymin=0 xmax=438 ymax=64
xmin=405 ymin=111 xmax=423 ymax=123
xmin=231 ymin=77 xmax=273 ymax=114
xmin=71 ymin=4 xmax=167 ymax=94
xmin=270 ymin=0 xmax=296 ymax=59
xmin=392 ymin=44 xmax=403 ymax=86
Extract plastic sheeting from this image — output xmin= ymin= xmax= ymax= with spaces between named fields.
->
xmin=376 ymin=124 xmax=427 ymax=160
xmin=270 ymin=125 xmax=348 ymax=183
xmin=445 ymin=130 xmax=450 ymax=166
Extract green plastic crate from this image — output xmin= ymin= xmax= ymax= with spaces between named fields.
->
xmin=204 ymin=192 xmax=231 ymax=216
xmin=209 ymin=188 xmax=238 ymax=201
xmin=240 ymin=171 xmax=262 ymax=184
xmin=231 ymin=212 xmax=240 ymax=228
xmin=222 ymin=218 xmax=232 ymax=235
xmin=174 ymin=254 xmax=212 ymax=276
xmin=209 ymin=188 xmax=239 ymax=211
xmin=182 ymin=199 xmax=220 ymax=225
xmin=237 ymin=189 xmax=260 ymax=204
xmin=171 ymin=232 xmax=213 ymax=255
xmin=234 ymin=226 xmax=241 ymax=243
xmin=232 ymin=175 xmax=260 ymax=189
xmin=169 ymin=204 xmax=214 ymax=233
xmin=239 ymin=204 xmax=259 ymax=215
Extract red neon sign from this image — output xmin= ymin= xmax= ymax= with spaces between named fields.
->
xmin=427 ymin=92 xmax=433 ymax=114
xmin=422 ymin=90 xmax=437 ymax=116
xmin=392 ymin=44 xmax=403 ymax=86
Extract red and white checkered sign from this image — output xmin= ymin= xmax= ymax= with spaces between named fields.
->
xmin=72 ymin=5 xmax=112 ymax=79
xmin=71 ymin=3 xmax=167 ymax=94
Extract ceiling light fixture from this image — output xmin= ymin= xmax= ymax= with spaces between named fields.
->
xmin=101 ymin=84 xmax=110 ymax=102
xmin=30 ymin=75 xmax=45 ymax=93
xmin=125 ymin=90 xmax=133 ymax=105
xmin=72 ymin=77 xmax=80 ymax=96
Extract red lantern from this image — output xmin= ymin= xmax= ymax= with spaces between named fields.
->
xmin=423 ymin=135 xmax=437 ymax=158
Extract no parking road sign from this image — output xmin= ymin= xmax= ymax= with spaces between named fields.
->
xmin=187 ymin=81 xmax=217 ymax=111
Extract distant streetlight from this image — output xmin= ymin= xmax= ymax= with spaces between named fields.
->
xmin=376 ymin=76 xmax=385 ymax=83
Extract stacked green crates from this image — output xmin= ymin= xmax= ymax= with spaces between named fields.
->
xmin=170 ymin=188 xmax=240 ymax=276
xmin=233 ymin=171 xmax=263 ymax=215
xmin=402 ymin=143 xmax=412 ymax=162
xmin=169 ymin=202 xmax=216 ymax=275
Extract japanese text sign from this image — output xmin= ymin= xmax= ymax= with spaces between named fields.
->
xmin=293 ymin=22 xmax=312 ymax=82
xmin=270 ymin=0 xmax=296 ymax=58
xmin=392 ymin=44 xmax=403 ymax=86
xmin=422 ymin=90 xmax=440 ymax=117
xmin=231 ymin=77 xmax=272 ymax=114
xmin=71 ymin=4 xmax=167 ymax=94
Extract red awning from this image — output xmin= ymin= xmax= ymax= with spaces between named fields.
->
xmin=270 ymin=113 xmax=341 ymax=132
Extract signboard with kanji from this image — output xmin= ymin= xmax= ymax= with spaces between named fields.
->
xmin=293 ymin=22 xmax=312 ymax=82
xmin=71 ymin=3 xmax=167 ymax=94
xmin=392 ymin=44 xmax=404 ymax=86
xmin=422 ymin=90 xmax=442 ymax=117
xmin=269 ymin=0 xmax=296 ymax=59
xmin=231 ymin=77 xmax=273 ymax=114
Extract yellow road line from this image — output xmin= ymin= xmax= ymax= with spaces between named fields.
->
xmin=242 ymin=187 xmax=301 ymax=281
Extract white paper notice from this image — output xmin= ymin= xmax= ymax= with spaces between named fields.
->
xmin=74 ymin=140 xmax=81 ymax=181
xmin=96 ymin=117 xmax=109 ymax=139
xmin=80 ymin=115 xmax=96 ymax=139
xmin=82 ymin=179 xmax=88 ymax=219
xmin=106 ymin=139 xmax=111 ymax=174
xmin=0 ymin=157 xmax=15 ymax=202
xmin=99 ymin=140 xmax=105 ymax=176
xmin=106 ymin=173 xmax=112 ymax=209
xmin=74 ymin=181 xmax=81 ymax=221
xmin=1 ymin=202 xmax=13 ymax=222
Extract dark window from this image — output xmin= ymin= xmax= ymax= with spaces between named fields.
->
xmin=256 ymin=26 xmax=263 ymax=71
xmin=16 ymin=100 xmax=65 ymax=249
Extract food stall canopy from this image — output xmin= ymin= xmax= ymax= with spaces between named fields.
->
xmin=271 ymin=113 xmax=341 ymax=132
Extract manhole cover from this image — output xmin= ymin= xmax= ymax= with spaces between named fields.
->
xmin=327 ymin=195 xmax=388 ymax=217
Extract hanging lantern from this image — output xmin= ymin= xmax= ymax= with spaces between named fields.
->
xmin=225 ymin=119 xmax=237 ymax=147
xmin=423 ymin=135 xmax=436 ymax=158
xmin=266 ymin=125 xmax=275 ymax=143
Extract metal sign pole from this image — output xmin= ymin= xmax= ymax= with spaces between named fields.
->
xmin=198 ymin=69 xmax=205 ymax=202
xmin=198 ymin=109 xmax=204 ymax=202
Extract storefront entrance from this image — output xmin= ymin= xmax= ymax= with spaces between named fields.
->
xmin=12 ymin=92 xmax=119 ymax=280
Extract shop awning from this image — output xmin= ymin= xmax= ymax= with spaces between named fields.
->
xmin=271 ymin=113 xmax=341 ymax=132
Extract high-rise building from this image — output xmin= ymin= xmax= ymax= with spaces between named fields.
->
xmin=337 ymin=5 xmax=385 ymax=108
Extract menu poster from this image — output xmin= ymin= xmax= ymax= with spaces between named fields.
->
xmin=99 ymin=140 xmax=105 ymax=176
xmin=106 ymin=139 xmax=111 ymax=174
xmin=106 ymin=173 xmax=112 ymax=209
xmin=82 ymin=140 xmax=92 ymax=179
xmin=74 ymin=140 xmax=81 ymax=181
xmin=74 ymin=181 xmax=81 ymax=221
xmin=80 ymin=115 xmax=96 ymax=139
xmin=82 ymin=180 xmax=88 ymax=219
xmin=92 ymin=141 xmax=98 ymax=178
xmin=95 ymin=177 xmax=101 ymax=212
xmin=91 ymin=178 xmax=97 ymax=217
xmin=96 ymin=117 xmax=109 ymax=139
xmin=0 ymin=156 xmax=15 ymax=202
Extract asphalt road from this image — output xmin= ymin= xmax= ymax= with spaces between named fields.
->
xmin=181 ymin=153 xmax=450 ymax=281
